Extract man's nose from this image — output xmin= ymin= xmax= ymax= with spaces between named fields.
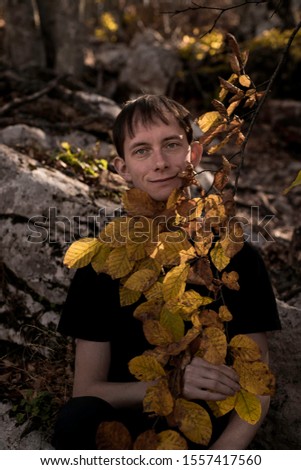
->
xmin=154 ymin=149 xmax=168 ymax=169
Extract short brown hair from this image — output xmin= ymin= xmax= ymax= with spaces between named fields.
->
xmin=112 ymin=94 xmax=193 ymax=159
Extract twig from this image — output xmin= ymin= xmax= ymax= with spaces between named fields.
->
xmin=163 ymin=1 xmax=268 ymax=38
xmin=0 ymin=76 xmax=64 ymax=116
xmin=233 ymin=19 xmax=301 ymax=193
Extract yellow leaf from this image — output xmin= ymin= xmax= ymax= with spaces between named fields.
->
xmin=167 ymin=289 xmax=213 ymax=320
xmin=239 ymin=74 xmax=251 ymax=87
xmin=147 ymin=231 xmax=194 ymax=266
xmin=234 ymin=359 xmax=276 ymax=395
xmin=133 ymin=298 xmax=163 ymax=322
xmin=207 ymin=394 xmax=237 ymax=417
xmin=283 ymin=170 xmax=301 ymax=195
xmin=63 ymin=238 xmax=102 ymax=269
xmin=136 ymin=256 xmax=162 ymax=275
xmin=157 ymin=430 xmax=188 ymax=450
xmin=194 ymin=309 xmax=224 ymax=330
xmin=128 ymin=355 xmax=166 ymax=381
xmin=204 ymin=194 xmax=226 ymax=223
xmin=198 ymin=111 xmax=222 ymax=132
xmin=96 ymin=421 xmax=132 ymax=450
xmin=91 ymin=244 xmax=111 ymax=273
xmin=235 ymin=389 xmax=262 ymax=425
xmin=229 ymin=335 xmax=262 ymax=362
xmin=196 ymin=327 xmax=227 ymax=365
xmin=144 ymin=281 xmax=163 ymax=301
xmin=126 ymin=238 xmax=146 ymax=261
xmin=143 ymin=378 xmax=174 ymax=416
xmin=124 ymin=268 xmax=158 ymax=292
xmin=162 ymin=263 xmax=190 ymax=302
xmin=174 ymin=398 xmax=212 ymax=445
xmin=160 ymin=305 xmax=185 ymax=342
xmin=107 ymin=246 xmax=135 ymax=279
xmin=164 ymin=327 xmax=201 ymax=356
xmin=194 ymin=231 xmax=214 ymax=256
xmin=119 ymin=285 xmax=141 ymax=307
xmin=210 ymin=241 xmax=230 ymax=271
xmin=220 ymin=220 xmax=244 ymax=258
xmin=143 ymin=319 xmax=174 ymax=346
xmin=98 ymin=217 xmax=129 ymax=246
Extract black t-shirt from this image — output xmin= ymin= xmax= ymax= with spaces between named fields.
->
xmin=58 ymin=241 xmax=281 ymax=382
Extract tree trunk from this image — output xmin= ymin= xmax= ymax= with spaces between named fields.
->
xmin=36 ymin=0 xmax=85 ymax=76
xmin=54 ymin=0 xmax=85 ymax=76
xmin=3 ymin=0 xmax=45 ymax=69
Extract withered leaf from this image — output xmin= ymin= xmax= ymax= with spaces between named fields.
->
xmin=218 ymin=305 xmax=233 ymax=322
xmin=143 ymin=319 xmax=174 ymax=346
xmin=96 ymin=421 xmax=132 ymax=450
xmin=234 ymin=358 xmax=276 ymax=395
xmin=128 ymin=355 xmax=166 ymax=381
xmin=124 ymin=268 xmax=158 ymax=292
xmin=196 ymin=327 xmax=227 ymax=365
xmin=134 ymin=430 xmax=159 ymax=450
xmin=229 ymin=335 xmax=262 ymax=362
xmin=123 ymin=188 xmax=165 ymax=217
xmin=174 ymin=398 xmax=212 ymax=445
xmin=157 ymin=430 xmax=188 ymax=450
xmin=221 ymin=271 xmax=240 ymax=291
xmin=143 ymin=378 xmax=174 ymax=416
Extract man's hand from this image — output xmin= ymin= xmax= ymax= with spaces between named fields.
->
xmin=182 ymin=357 xmax=240 ymax=401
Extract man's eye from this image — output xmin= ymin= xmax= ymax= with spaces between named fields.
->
xmin=134 ymin=148 xmax=147 ymax=155
xmin=166 ymin=142 xmax=180 ymax=149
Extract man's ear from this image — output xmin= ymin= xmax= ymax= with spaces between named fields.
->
xmin=190 ymin=141 xmax=203 ymax=167
xmin=113 ymin=156 xmax=133 ymax=182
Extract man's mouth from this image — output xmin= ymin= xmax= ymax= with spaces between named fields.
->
xmin=150 ymin=176 xmax=177 ymax=183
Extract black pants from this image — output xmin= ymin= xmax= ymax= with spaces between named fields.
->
xmin=52 ymin=396 xmax=158 ymax=450
xmin=52 ymin=396 xmax=228 ymax=450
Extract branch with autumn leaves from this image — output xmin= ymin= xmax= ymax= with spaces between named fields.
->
xmin=62 ymin=34 xmax=283 ymax=449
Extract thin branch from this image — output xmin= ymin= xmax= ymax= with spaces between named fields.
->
xmin=233 ymin=19 xmax=301 ymax=193
xmin=163 ymin=1 xmax=268 ymax=38
xmin=0 ymin=76 xmax=64 ymax=116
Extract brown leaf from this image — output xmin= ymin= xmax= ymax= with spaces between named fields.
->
xmin=188 ymin=258 xmax=214 ymax=290
xmin=234 ymin=358 xmax=276 ymax=395
xmin=134 ymin=430 xmax=159 ymax=450
xmin=143 ymin=319 xmax=174 ymax=346
xmin=221 ymin=271 xmax=240 ymax=291
xmin=96 ymin=421 xmax=132 ymax=450
xmin=218 ymin=305 xmax=233 ymax=322
xmin=122 ymin=188 xmax=165 ymax=217
xmin=157 ymin=430 xmax=188 ymax=450
xmin=174 ymin=398 xmax=212 ymax=445
xmin=196 ymin=327 xmax=227 ymax=365
xmin=143 ymin=378 xmax=174 ymax=416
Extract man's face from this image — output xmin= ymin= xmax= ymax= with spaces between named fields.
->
xmin=114 ymin=115 xmax=202 ymax=202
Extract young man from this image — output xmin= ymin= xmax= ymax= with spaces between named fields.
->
xmin=53 ymin=94 xmax=281 ymax=450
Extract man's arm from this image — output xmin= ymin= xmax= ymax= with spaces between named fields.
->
xmin=209 ymin=332 xmax=270 ymax=450
xmin=72 ymin=339 xmax=151 ymax=409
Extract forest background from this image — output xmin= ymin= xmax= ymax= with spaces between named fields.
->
xmin=0 ymin=0 xmax=300 ymax=450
